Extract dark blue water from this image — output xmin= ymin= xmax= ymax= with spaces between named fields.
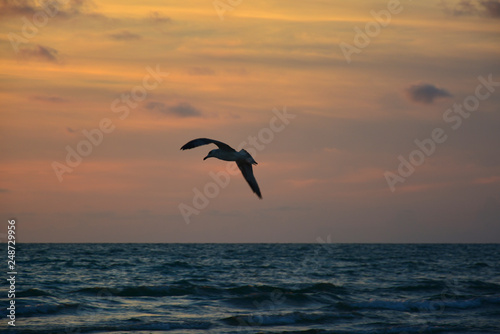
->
xmin=1 ymin=244 xmax=499 ymax=333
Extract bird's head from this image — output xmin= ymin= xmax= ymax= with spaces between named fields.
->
xmin=203 ymin=149 xmax=216 ymax=160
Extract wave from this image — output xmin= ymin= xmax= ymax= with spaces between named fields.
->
xmin=222 ymin=311 xmax=354 ymax=327
xmin=297 ymin=282 xmax=346 ymax=294
xmin=16 ymin=301 xmax=82 ymax=316
xmin=9 ymin=319 xmax=213 ymax=334
xmin=222 ymin=283 xmax=344 ymax=309
xmin=344 ymin=295 xmax=500 ymax=312
xmin=227 ymin=283 xmax=343 ymax=295
xmin=74 ymin=285 xmax=198 ymax=297
xmin=17 ymin=288 xmax=53 ymax=297
xmin=227 ymin=284 xmax=281 ymax=295
xmin=165 ymin=260 xmax=194 ymax=268
xmin=470 ymin=262 xmax=490 ymax=268
xmin=72 ymin=282 xmax=344 ymax=299
xmin=466 ymin=280 xmax=500 ymax=292
xmin=391 ymin=279 xmax=448 ymax=293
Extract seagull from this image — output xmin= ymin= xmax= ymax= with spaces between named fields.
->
xmin=180 ymin=138 xmax=262 ymax=199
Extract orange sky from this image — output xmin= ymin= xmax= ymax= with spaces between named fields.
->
xmin=1 ymin=0 xmax=499 ymax=242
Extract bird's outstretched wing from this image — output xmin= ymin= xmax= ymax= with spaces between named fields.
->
xmin=236 ymin=161 xmax=262 ymax=199
xmin=180 ymin=138 xmax=235 ymax=152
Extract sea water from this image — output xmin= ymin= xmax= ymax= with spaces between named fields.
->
xmin=1 ymin=243 xmax=499 ymax=333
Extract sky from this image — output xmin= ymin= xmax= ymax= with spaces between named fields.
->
xmin=0 ymin=0 xmax=499 ymax=243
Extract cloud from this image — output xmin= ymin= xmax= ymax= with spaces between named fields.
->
xmin=0 ymin=188 xmax=10 ymax=193
xmin=226 ymin=68 xmax=248 ymax=76
xmin=66 ymin=127 xmax=78 ymax=133
xmin=148 ymin=11 xmax=172 ymax=23
xmin=187 ymin=67 xmax=215 ymax=76
xmin=444 ymin=0 xmax=500 ymax=18
xmin=482 ymin=0 xmax=500 ymax=17
xmin=169 ymin=102 xmax=203 ymax=117
xmin=405 ymin=83 xmax=452 ymax=104
xmin=145 ymin=101 xmax=202 ymax=117
xmin=0 ymin=0 xmax=98 ymax=18
xmin=107 ymin=30 xmax=142 ymax=41
xmin=19 ymin=44 xmax=59 ymax=63
xmin=147 ymin=11 xmax=172 ymax=34
xmin=33 ymin=95 xmax=68 ymax=103
xmin=0 ymin=0 xmax=37 ymax=16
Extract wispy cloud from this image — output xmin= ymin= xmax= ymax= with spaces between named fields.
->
xmin=405 ymin=83 xmax=452 ymax=104
xmin=33 ymin=95 xmax=68 ymax=103
xmin=147 ymin=11 xmax=172 ymax=34
xmin=169 ymin=102 xmax=202 ymax=117
xmin=148 ymin=11 xmax=172 ymax=23
xmin=0 ymin=0 xmax=98 ymax=18
xmin=0 ymin=0 xmax=38 ymax=16
xmin=107 ymin=30 xmax=142 ymax=41
xmin=482 ymin=0 xmax=500 ymax=17
xmin=19 ymin=44 xmax=60 ymax=63
xmin=225 ymin=68 xmax=248 ymax=76
xmin=145 ymin=101 xmax=202 ymax=117
xmin=187 ymin=67 xmax=215 ymax=76
xmin=444 ymin=0 xmax=500 ymax=18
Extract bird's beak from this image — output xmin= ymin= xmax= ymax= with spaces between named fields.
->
xmin=203 ymin=155 xmax=209 ymax=160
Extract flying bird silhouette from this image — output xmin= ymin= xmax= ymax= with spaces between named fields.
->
xmin=180 ymin=138 xmax=262 ymax=199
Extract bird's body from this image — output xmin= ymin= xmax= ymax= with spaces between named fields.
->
xmin=204 ymin=149 xmax=240 ymax=162
xmin=180 ymin=138 xmax=262 ymax=198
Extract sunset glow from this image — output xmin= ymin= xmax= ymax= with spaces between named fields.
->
xmin=1 ymin=0 xmax=499 ymax=242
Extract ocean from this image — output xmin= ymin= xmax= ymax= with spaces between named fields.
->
xmin=1 ymin=243 xmax=499 ymax=333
